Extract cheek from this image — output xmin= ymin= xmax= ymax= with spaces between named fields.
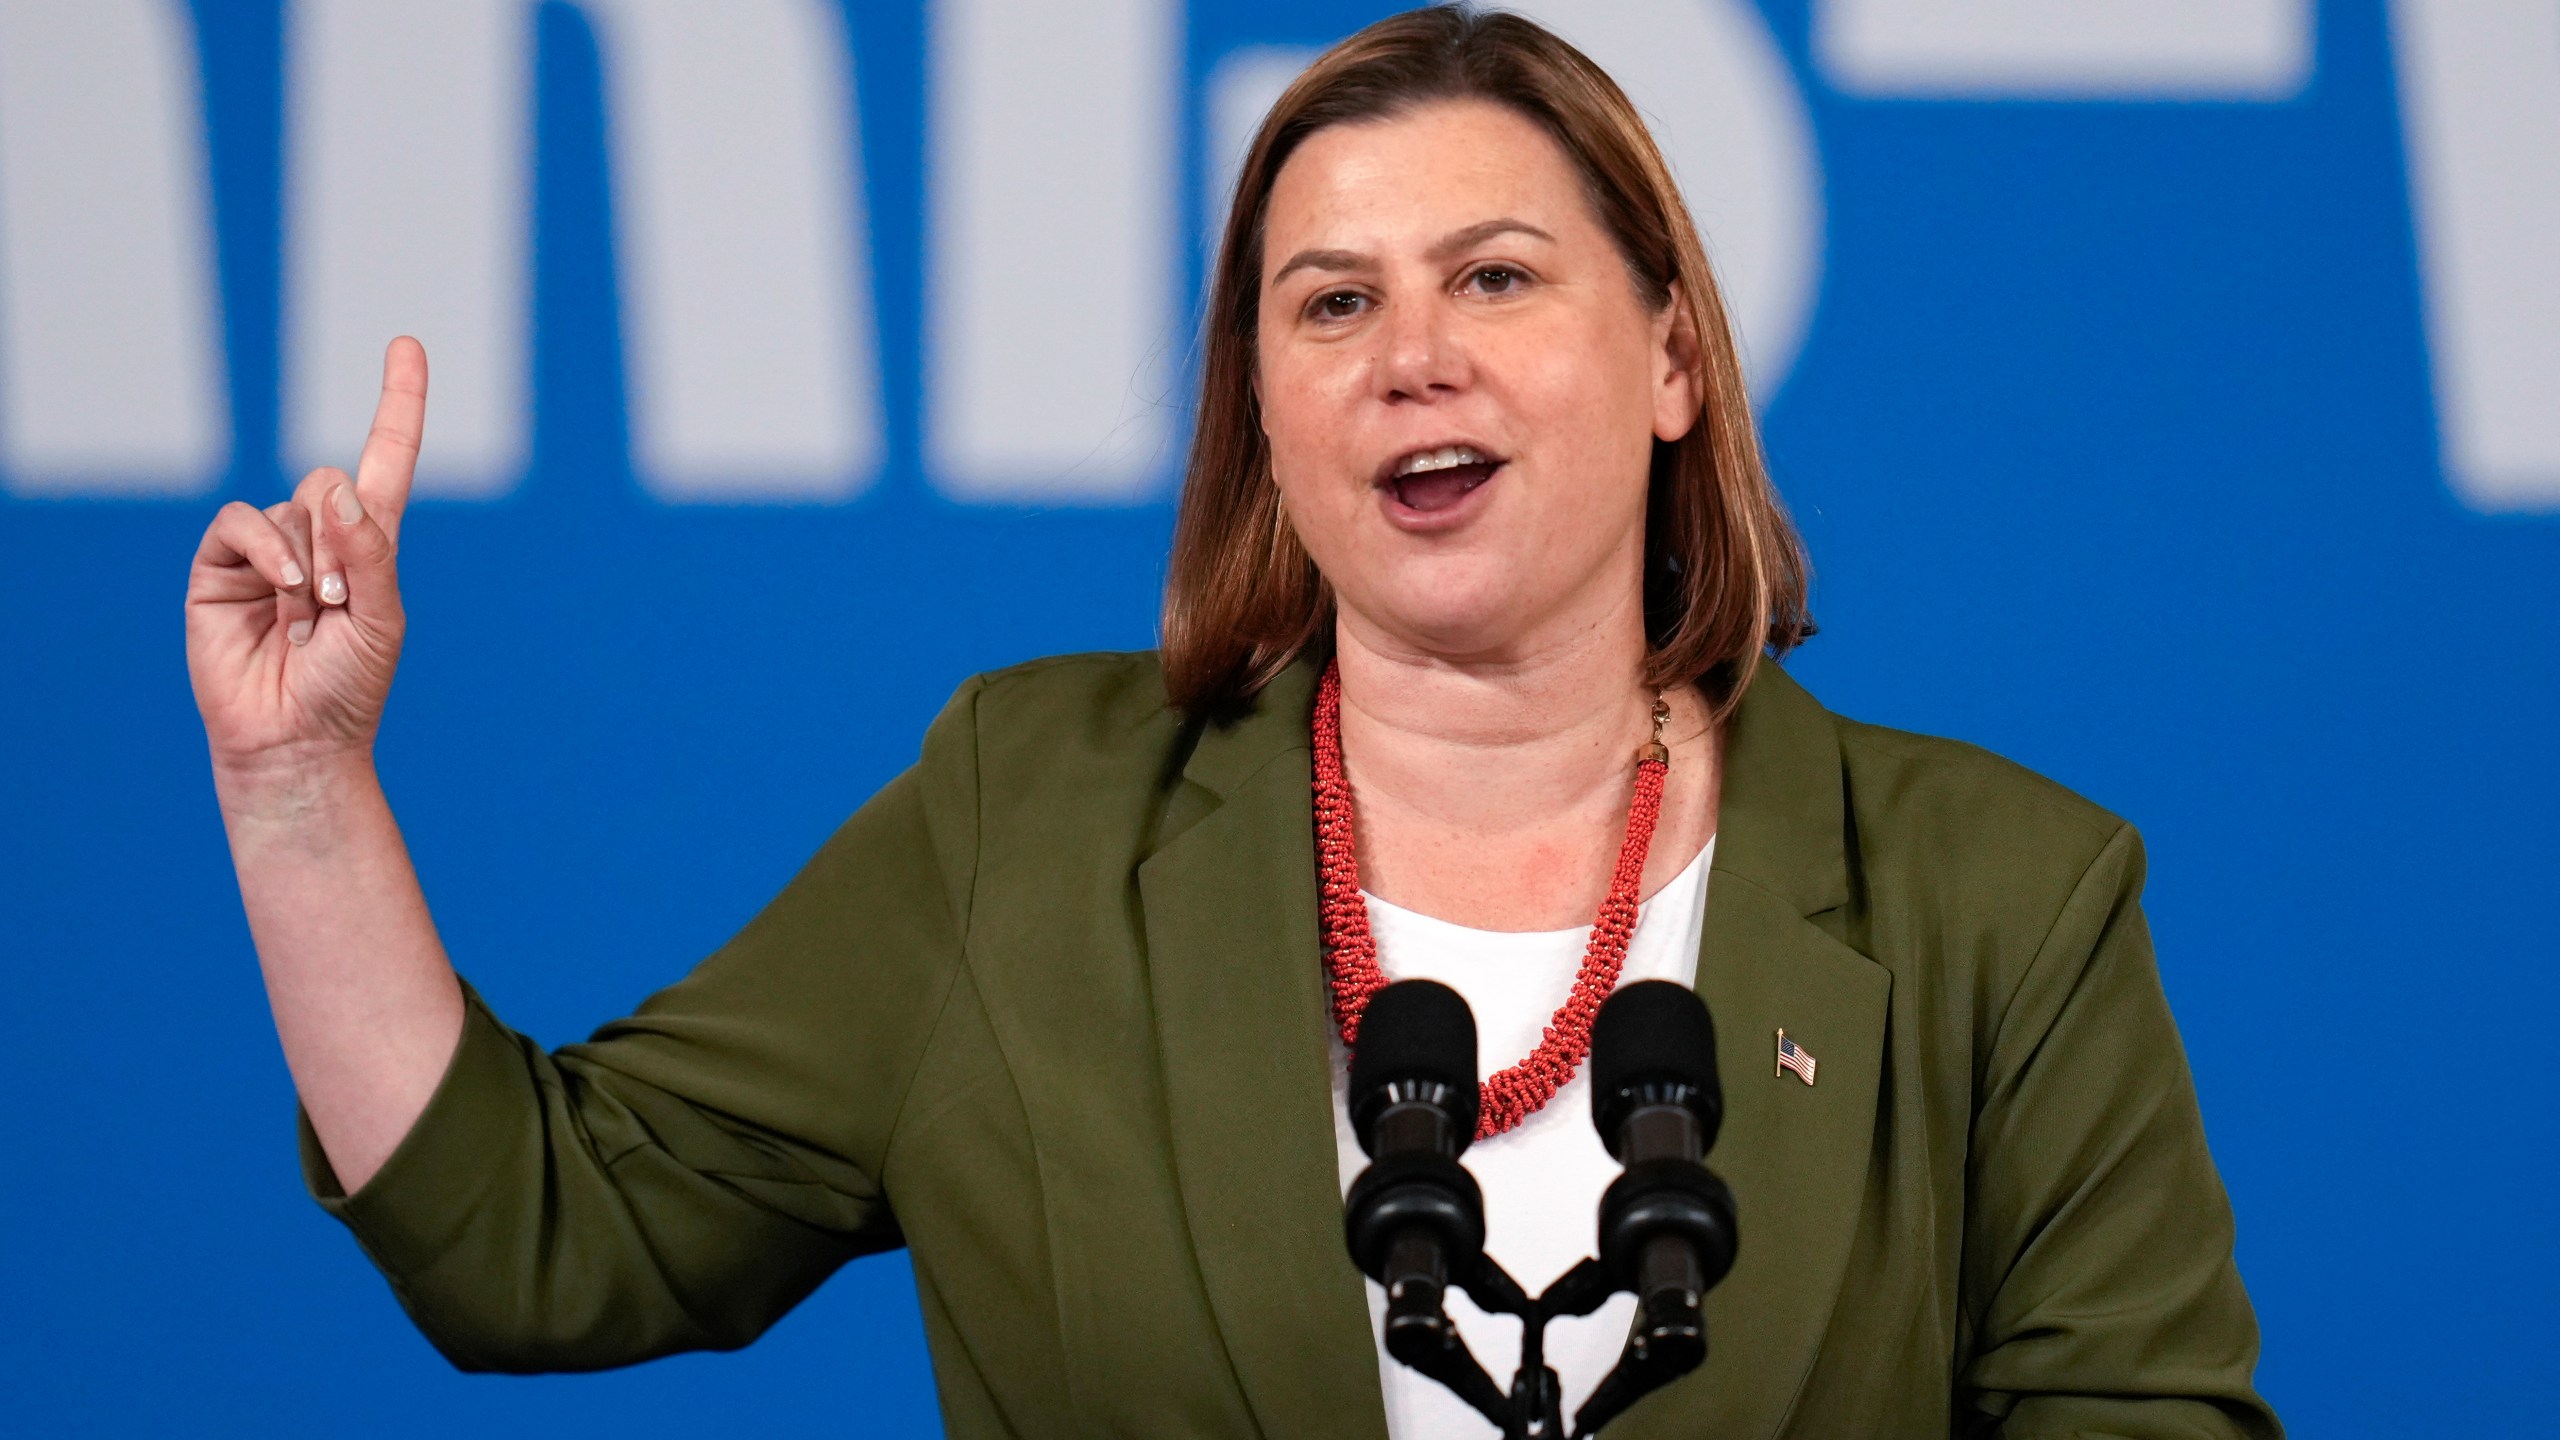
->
xmin=1469 ymin=330 xmax=1659 ymax=594
xmin=1495 ymin=324 xmax=1660 ymax=488
xmin=1255 ymin=356 xmax=1336 ymax=512
xmin=1257 ymin=347 xmax=1364 ymax=480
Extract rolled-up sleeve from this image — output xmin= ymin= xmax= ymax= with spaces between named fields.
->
xmin=302 ymin=681 xmax=985 ymax=1372
xmin=1959 ymin=823 xmax=2284 ymax=1439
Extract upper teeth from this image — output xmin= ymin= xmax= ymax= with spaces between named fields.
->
xmin=1395 ymin=446 xmax=1488 ymax=477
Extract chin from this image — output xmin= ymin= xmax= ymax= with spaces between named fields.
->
xmin=1351 ymin=577 xmax=1543 ymax=663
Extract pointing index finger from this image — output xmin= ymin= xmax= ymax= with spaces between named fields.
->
xmin=354 ymin=336 xmax=428 ymax=545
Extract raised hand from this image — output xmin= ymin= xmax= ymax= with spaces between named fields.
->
xmin=188 ymin=338 xmax=425 ymax=784
xmin=189 ymin=336 xmax=464 ymax=1193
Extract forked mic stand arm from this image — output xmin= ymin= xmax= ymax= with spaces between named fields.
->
xmin=1394 ymin=1250 xmax=1703 ymax=1440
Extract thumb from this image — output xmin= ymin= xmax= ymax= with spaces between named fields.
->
xmin=322 ymin=478 xmax=405 ymax=642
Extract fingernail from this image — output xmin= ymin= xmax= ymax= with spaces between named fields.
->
xmin=288 ymin=618 xmax=314 ymax=647
xmin=282 ymin=559 xmax=306 ymax=588
xmin=318 ymin=573 xmax=347 ymax=606
xmin=333 ymin=485 xmax=364 ymax=525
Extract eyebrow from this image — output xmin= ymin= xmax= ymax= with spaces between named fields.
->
xmin=1268 ymin=217 xmax=1558 ymax=287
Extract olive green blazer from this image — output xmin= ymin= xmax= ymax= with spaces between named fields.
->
xmin=304 ymin=653 xmax=2280 ymax=1438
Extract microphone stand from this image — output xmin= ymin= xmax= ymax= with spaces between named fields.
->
xmin=1400 ymin=1251 xmax=1697 ymax=1439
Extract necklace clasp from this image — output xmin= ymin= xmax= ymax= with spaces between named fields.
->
xmin=1640 ymin=693 xmax=1671 ymax=768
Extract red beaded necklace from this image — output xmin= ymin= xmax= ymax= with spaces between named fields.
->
xmin=1312 ymin=660 xmax=1671 ymax=1139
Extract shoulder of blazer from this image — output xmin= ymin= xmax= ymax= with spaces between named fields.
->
xmin=1823 ymin=695 xmax=2137 ymax=923
xmin=925 ymin=650 xmax=1186 ymax=789
xmin=1728 ymin=661 xmax=2146 ymax=978
xmin=963 ymin=649 xmax=1180 ymax=750
xmin=1788 ymin=675 xmax=2156 ymax=1091
xmin=934 ymin=652 xmax=2133 ymax=903
xmin=938 ymin=649 xmax=1329 ymax=851
xmin=919 ymin=650 xmax=1242 ymax=876
xmin=1835 ymin=710 xmax=2127 ymax=851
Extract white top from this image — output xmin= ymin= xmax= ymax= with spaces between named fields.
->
xmin=1329 ymin=837 xmax=1716 ymax=1439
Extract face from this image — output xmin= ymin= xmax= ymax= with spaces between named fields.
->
xmin=1255 ymin=98 xmax=1698 ymax=666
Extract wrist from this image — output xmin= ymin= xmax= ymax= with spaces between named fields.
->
xmin=213 ymin=744 xmax=383 ymax=836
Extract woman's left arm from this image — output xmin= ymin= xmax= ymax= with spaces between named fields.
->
xmin=1957 ymin=823 xmax=2284 ymax=1440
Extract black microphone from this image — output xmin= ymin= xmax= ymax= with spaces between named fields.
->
xmin=1575 ymin=980 xmax=1738 ymax=1436
xmin=1342 ymin=979 xmax=1509 ymax=1427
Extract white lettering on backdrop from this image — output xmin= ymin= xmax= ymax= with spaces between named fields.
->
xmin=0 ymin=0 xmax=227 ymax=496
xmin=285 ymin=0 xmax=527 ymax=497
xmin=285 ymin=0 xmax=876 ymax=501
xmin=2392 ymin=0 xmax=2560 ymax=511
xmin=584 ymin=0 xmax=880 ymax=502
xmin=1815 ymin=0 xmax=2312 ymax=99
xmin=5 ymin=0 xmax=2552 ymax=512
xmin=927 ymin=0 xmax=1179 ymax=500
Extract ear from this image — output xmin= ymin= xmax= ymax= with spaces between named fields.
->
xmin=1650 ymin=282 xmax=1705 ymax=444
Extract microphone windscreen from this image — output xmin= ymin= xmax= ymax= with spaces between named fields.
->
xmin=1348 ymin=979 xmax=1479 ymax=1110
xmin=1590 ymin=980 xmax=1721 ymax=1123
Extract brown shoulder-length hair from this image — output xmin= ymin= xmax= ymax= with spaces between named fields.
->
xmin=1160 ymin=4 xmax=1813 ymax=721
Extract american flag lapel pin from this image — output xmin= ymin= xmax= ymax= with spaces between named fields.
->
xmin=1775 ymin=1028 xmax=1818 ymax=1086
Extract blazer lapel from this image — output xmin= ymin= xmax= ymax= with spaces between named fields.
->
xmin=1137 ymin=661 xmax=1390 ymax=1440
xmin=1653 ymin=664 xmax=1891 ymax=1440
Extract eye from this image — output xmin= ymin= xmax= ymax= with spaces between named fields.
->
xmin=1464 ymin=265 xmax=1527 ymax=297
xmin=1307 ymin=289 xmax=1369 ymax=321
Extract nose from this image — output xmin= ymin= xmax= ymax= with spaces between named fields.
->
xmin=1371 ymin=291 xmax=1471 ymax=404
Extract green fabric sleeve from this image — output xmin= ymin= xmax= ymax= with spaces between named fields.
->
xmin=299 ymin=686 xmax=981 ymax=1373
xmin=1959 ymin=823 xmax=2283 ymax=1439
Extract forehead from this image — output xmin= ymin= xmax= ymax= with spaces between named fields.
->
xmin=1261 ymin=98 xmax=1597 ymax=265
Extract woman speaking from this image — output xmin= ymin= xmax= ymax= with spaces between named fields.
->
xmin=184 ymin=9 xmax=2279 ymax=1438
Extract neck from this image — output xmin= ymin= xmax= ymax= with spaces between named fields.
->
xmin=1330 ymin=590 xmax=1659 ymax=834
xmin=1324 ymin=585 xmax=1721 ymax=931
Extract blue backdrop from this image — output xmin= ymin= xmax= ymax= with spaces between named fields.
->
xmin=4 ymin=2 xmax=2554 ymax=1435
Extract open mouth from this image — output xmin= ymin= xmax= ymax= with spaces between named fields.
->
xmin=1380 ymin=444 xmax=1506 ymax=513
